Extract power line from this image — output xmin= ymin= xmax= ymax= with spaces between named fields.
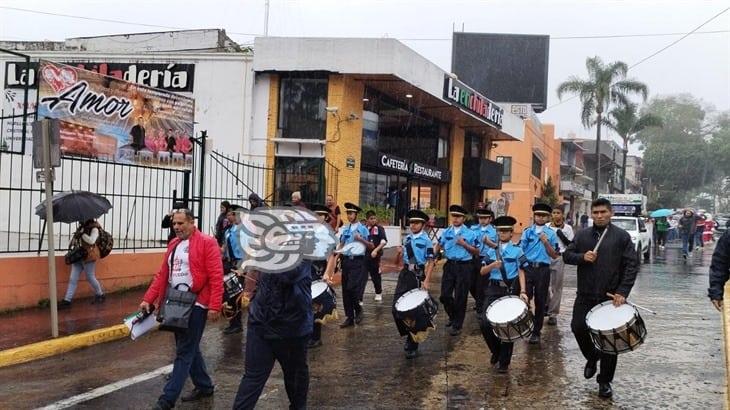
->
xmin=545 ymin=6 xmax=730 ymax=112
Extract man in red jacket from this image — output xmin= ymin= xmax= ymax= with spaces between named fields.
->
xmin=140 ymin=208 xmax=224 ymax=410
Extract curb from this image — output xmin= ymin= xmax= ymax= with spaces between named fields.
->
xmin=0 ymin=324 xmax=130 ymax=369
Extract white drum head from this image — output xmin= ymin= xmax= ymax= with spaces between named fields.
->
xmin=311 ymin=281 xmax=328 ymax=298
xmin=586 ymin=303 xmax=637 ymax=331
xmin=395 ymin=289 xmax=429 ymax=312
xmin=487 ymin=297 xmax=527 ymax=324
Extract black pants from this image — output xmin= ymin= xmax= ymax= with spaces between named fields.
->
xmin=571 ymin=297 xmax=618 ymax=383
xmin=656 ymin=231 xmax=667 ymax=246
xmin=525 ymin=264 xmax=550 ymax=337
xmin=341 ymin=257 xmax=366 ymax=319
xmin=365 ymin=257 xmax=382 ymax=296
xmin=479 ymin=282 xmax=520 ymax=366
xmin=393 ymin=268 xmax=422 ymax=351
xmin=311 ymin=322 xmax=322 ymax=342
xmin=233 ymin=328 xmax=309 ymax=410
xmin=439 ymin=260 xmax=473 ymax=329
xmin=229 ymin=309 xmax=242 ymax=329
xmin=468 ymin=259 xmax=485 ymax=311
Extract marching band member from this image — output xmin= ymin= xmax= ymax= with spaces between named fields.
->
xmin=470 ymin=208 xmax=498 ymax=313
xmin=308 ymin=204 xmax=337 ymax=348
xmin=478 ymin=216 xmax=528 ymax=373
xmin=393 ymin=209 xmax=435 ymax=359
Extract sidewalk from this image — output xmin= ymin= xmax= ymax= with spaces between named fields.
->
xmin=0 ymin=288 xmax=146 ymax=351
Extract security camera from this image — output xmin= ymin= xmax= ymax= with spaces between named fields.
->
xmin=325 ymin=106 xmax=339 ymax=113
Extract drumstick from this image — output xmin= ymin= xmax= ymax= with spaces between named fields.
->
xmin=606 ymin=293 xmax=657 ymax=315
xmin=593 ymin=226 xmax=609 ymax=253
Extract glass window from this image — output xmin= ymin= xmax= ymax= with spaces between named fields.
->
xmin=532 ymin=154 xmax=542 ymax=179
xmin=464 ymin=133 xmax=483 ymax=158
xmin=274 ymin=157 xmax=324 ymax=205
xmin=497 ymin=156 xmax=511 ymax=183
xmin=278 ymin=76 xmax=328 ymax=140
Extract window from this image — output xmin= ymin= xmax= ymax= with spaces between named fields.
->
xmin=464 ymin=133 xmax=483 ymax=158
xmin=274 ymin=157 xmax=324 ymax=205
xmin=531 ymin=154 xmax=542 ymax=179
xmin=278 ymin=76 xmax=328 ymax=140
xmin=497 ymin=156 xmax=511 ymax=183
xmin=437 ymin=137 xmax=449 ymax=169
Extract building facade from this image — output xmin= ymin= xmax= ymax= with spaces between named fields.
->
xmin=579 ymin=139 xmax=625 ymax=196
xmin=559 ymin=138 xmax=593 ymax=223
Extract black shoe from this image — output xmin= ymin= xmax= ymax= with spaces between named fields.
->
xmin=445 ymin=319 xmax=453 ymax=328
xmin=354 ymin=309 xmax=363 ymax=325
xmin=490 ymin=354 xmax=499 ymax=365
xmin=91 ymin=294 xmax=106 ymax=304
xmin=584 ymin=359 xmax=598 ymax=379
xmin=547 ymin=316 xmax=557 ymax=326
xmin=449 ymin=327 xmax=461 ymax=336
xmin=339 ymin=318 xmax=355 ymax=328
xmin=308 ymin=339 xmax=323 ymax=349
xmin=528 ymin=334 xmax=540 ymax=344
xmin=598 ymin=382 xmax=613 ymax=398
xmin=497 ymin=362 xmax=509 ymax=373
xmin=223 ymin=326 xmax=243 ymax=335
xmin=57 ymin=299 xmax=72 ymax=310
xmin=405 ymin=349 xmax=419 ymax=359
xmin=152 ymin=400 xmax=172 ymax=410
xmin=180 ymin=387 xmax=214 ymax=402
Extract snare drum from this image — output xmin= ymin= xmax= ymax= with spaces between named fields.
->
xmin=312 ymin=280 xmax=338 ymax=324
xmin=485 ymin=296 xmax=533 ymax=342
xmin=224 ymin=273 xmax=244 ymax=301
xmin=586 ymin=301 xmax=647 ymax=355
xmin=394 ymin=289 xmax=438 ymax=343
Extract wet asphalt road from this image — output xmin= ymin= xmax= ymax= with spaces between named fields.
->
xmin=0 ymin=242 xmax=725 ymax=409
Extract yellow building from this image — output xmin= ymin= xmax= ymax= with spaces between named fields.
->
xmin=252 ymin=37 xmax=525 ymax=223
xmin=488 ymin=113 xmax=561 ymax=233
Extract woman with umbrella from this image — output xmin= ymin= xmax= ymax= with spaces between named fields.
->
xmin=58 ymin=218 xmax=105 ymax=308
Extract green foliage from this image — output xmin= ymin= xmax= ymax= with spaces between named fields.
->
xmin=538 ymin=176 xmax=560 ymax=208
xmin=362 ymin=205 xmax=394 ymax=225
xmin=422 ymin=207 xmax=446 ymax=218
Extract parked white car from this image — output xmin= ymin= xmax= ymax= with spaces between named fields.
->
xmin=611 ymin=216 xmax=651 ymax=261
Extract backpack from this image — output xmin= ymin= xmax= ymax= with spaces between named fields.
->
xmin=97 ymin=228 xmax=114 ymax=258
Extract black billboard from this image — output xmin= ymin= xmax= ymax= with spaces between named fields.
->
xmin=451 ymin=33 xmax=549 ymax=113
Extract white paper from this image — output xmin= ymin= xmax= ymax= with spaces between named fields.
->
xmin=124 ymin=314 xmax=159 ymax=340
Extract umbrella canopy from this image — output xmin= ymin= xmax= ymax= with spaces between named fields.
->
xmin=35 ymin=190 xmax=112 ymax=223
xmin=650 ymin=209 xmax=673 ymax=218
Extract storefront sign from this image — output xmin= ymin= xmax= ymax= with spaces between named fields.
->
xmin=379 ymin=153 xmax=410 ymax=173
xmin=5 ymin=61 xmax=195 ymax=92
xmin=37 ymin=60 xmax=195 ymax=169
xmin=412 ymin=161 xmax=448 ymax=182
xmin=443 ymin=76 xmax=503 ymax=129
xmin=376 ymin=153 xmax=450 ymax=182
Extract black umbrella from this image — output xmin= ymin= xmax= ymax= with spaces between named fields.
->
xmin=35 ymin=190 xmax=113 ymax=223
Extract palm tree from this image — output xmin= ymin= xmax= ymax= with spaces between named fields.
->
xmin=602 ymin=102 xmax=662 ymax=192
xmin=557 ymin=56 xmax=648 ymax=198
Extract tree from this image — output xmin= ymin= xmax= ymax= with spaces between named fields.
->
xmin=602 ymin=102 xmax=662 ymax=192
xmin=557 ymin=56 xmax=648 ymax=198
xmin=538 ymin=176 xmax=560 ymax=208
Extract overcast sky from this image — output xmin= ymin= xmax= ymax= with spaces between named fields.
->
xmin=1 ymin=0 xmax=728 ymax=153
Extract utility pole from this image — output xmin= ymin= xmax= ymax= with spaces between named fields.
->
xmin=264 ymin=0 xmax=270 ymax=37
xmin=42 ymin=121 xmax=59 ymax=338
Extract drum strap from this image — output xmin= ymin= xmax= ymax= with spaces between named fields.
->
xmin=405 ymin=240 xmax=417 ymax=265
xmin=495 ymin=242 xmax=514 ymax=291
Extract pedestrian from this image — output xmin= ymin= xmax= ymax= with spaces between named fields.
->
xmin=325 ymin=194 xmax=342 ymax=231
xmin=668 ymin=216 xmax=679 ymax=241
xmin=291 ymin=191 xmax=307 ymax=209
xmin=435 ymin=204 xmax=480 ymax=336
xmin=580 ymin=213 xmax=589 ymax=230
xmin=655 ymin=216 xmax=669 ymax=249
xmin=392 ymin=209 xmax=435 ymax=359
xmin=248 ymin=193 xmax=266 ymax=210
xmin=140 ymin=208 xmax=223 ymax=410
xmin=397 ymin=184 xmax=409 ymax=227
xmin=233 ymin=261 xmax=313 ymax=409
xmin=547 ymin=206 xmax=574 ymax=326
xmin=365 ymin=210 xmax=387 ymax=302
xmin=330 ymin=202 xmax=373 ymax=328
xmin=222 ymin=206 xmax=246 ymax=335
xmin=308 ymin=204 xmax=337 ymax=349
xmin=470 ymin=208 xmax=498 ymax=314
xmin=519 ymin=203 xmax=560 ymax=344
xmin=478 ymin=215 xmax=528 ymax=373
xmin=708 ymin=230 xmax=730 ymax=311
xmin=58 ymin=219 xmax=106 ymax=308
xmin=563 ymin=197 xmax=638 ymax=399
xmin=679 ymin=209 xmax=696 ymax=259
xmin=695 ymin=212 xmax=706 ymax=249
xmin=215 ymin=201 xmax=231 ymax=247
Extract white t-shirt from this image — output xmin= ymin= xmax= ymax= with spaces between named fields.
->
xmin=169 ymin=239 xmax=206 ymax=308
xmin=548 ymin=223 xmax=575 ymax=253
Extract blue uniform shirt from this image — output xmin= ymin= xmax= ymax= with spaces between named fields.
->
xmin=519 ymin=224 xmax=559 ymax=264
xmin=402 ymin=231 xmax=435 ymax=266
xmin=225 ymin=224 xmax=244 ymax=260
xmin=340 ymin=222 xmax=370 ymax=256
xmin=472 ymin=224 xmax=498 ymax=257
xmin=439 ymin=225 xmax=479 ymax=261
xmin=481 ymin=242 xmax=526 ymax=281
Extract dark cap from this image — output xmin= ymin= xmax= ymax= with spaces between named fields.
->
xmin=493 ymin=216 xmax=517 ymax=230
xmin=532 ymin=203 xmax=552 ymax=215
xmin=475 ymin=208 xmax=495 ymax=218
xmin=406 ymin=209 xmax=429 ymax=223
xmin=310 ymin=204 xmax=330 ymax=215
xmin=449 ymin=204 xmax=467 ymax=216
xmin=344 ymin=202 xmax=363 ymax=214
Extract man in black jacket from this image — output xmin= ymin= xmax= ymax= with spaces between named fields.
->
xmin=709 ymin=230 xmax=730 ymax=311
xmin=563 ymin=198 xmax=638 ymax=399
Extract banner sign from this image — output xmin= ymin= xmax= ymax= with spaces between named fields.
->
xmin=37 ymin=60 xmax=195 ymax=167
xmin=443 ymin=75 xmax=503 ymax=129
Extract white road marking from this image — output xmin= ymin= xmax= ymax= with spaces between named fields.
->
xmin=36 ymin=364 xmax=173 ymax=410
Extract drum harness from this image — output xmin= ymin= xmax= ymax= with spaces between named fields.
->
xmin=494 ymin=242 xmax=515 ymax=292
xmin=404 ymin=240 xmax=425 ymax=284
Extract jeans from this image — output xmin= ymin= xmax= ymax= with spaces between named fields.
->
xmin=159 ymin=306 xmax=214 ymax=406
xmin=64 ymin=260 xmax=103 ymax=301
xmin=234 ymin=328 xmax=309 ymax=410
xmin=694 ymin=228 xmax=704 ymax=248
xmin=681 ymin=232 xmax=692 ymax=255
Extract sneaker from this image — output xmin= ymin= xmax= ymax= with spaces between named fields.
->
xmin=374 ymin=293 xmax=382 ymax=302
xmin=91 ymin=294 xmax=106 ymax=304
xmin=57 ymin=299 xmax=72 ymax=309
xmin=307 ymin=339 xmax=323 ymax=349
xmin=497 ymin=362 xmax=509 ymax=373
xmin=405 ymin=349 xmax=419 ymax=359
xmin=689 ymin=252 xmax=693 ymax=258
xmin=528 ymin=334 xmax=540 ymax=344
xmin=547 ymin=316 xmax=557 ymax=326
